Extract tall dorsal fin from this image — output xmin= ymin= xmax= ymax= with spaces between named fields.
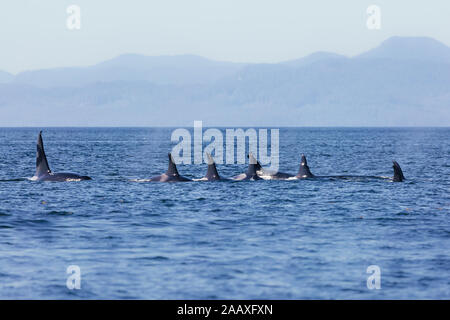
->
xmin=392 ymin=160 xmax=405 ymax=182
xmin=246 ymin=153 xmax=258 ymax=176
xmin=166 ymin=153 xmax=179 ymax=176
xmin=205 ymin=153 xmax=220 ymax=180
xmin=297 ymin=154 xmax=314 ymax=178
xmin=36 ymin=131 xmax=51 ymax=177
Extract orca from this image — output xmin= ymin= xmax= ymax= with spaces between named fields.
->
xmin=31 ymin=131 xmax=91 ymax=182
xmin=201 ymin=153 xmax=222 ymax=181
xmin=294 ymin=154 xmax=405 ymax=182
xmin=392 ymin=161 xmax=405 ymax=182
xmin=295 ymin=154 xmax=314 ymax=179
xmin=149 ymin=153 xmax=191 ymax=182
xmin=232 ymin=153 xmax=262 ymax=181
xmin=252 ymin=155 xmax=294 ymax=180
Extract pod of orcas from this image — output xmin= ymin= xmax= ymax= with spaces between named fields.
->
xmin=32 ymin=131 xmax=405 ymax=182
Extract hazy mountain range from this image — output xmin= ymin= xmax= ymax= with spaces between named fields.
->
xmin=0 ymin=36 xmax=449 ymax=126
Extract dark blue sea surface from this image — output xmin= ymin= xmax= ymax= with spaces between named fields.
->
xmin=0 ymin=127 xmax=449 ymax=299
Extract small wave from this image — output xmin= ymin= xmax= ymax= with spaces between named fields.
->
xmin=135 ymin=255 xmax=169 ymax=261
xmin=46 ymin=211 xmax=74 ymax=216
xmin=0 ymin=177 xmax=28 ymax=182
xmin=21 ymin=218 xmax=51 ymax=225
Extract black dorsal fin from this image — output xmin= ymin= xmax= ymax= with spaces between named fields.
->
xmin=166 ymin=153 xmax=179 ymax=176
xmin=255 ymin=159 xmax=262 ymax=172
xmin=36 ymin=131 xmax=51 ymax=177
xmin=247 ymin=153 xmax=262 ymax=171
xmin=392 ymin=160 xmax=405 ymax=182
xmin=297 ymin=154 xmax=314 ymax=178
xmin=205 ymin=153 xmax=220 ymax=180
xmin=246 ymin=153 xmax=258 ymax=176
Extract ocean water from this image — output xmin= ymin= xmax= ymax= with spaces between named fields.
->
xmin=0 ymin=127 xmax=449 ymax=299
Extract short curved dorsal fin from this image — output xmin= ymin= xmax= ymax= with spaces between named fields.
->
xmin=297 ymin=154 xmax=314 ymax=178
xmin=36 ymin=131 xmax=51 ymax=177
xmin=205 ymin=153 xmax=220 ymax=180
xmin=166 ymin=153 xmax=179 ymax=176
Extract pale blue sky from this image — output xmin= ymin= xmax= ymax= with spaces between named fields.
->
xmin=0 ymin=0 xmax=449 ymax=73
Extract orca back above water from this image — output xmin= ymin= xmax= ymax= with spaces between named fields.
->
xmin=392 ymin=161 xmax=405 ymax=182
xmin=33 ymin=131 xmax=91 ymax=182
xmin=232 ymin=153 xmax=262 ymax=181
xmin=293 ymin=154 xmax=405 ymax=182
xmin=296 ymin=154 xmax=314 ymax=179
xmin=253 ymin=156 xmax=294 ymax=180
xmin=149 ymin=153 xmax=191 ymax=182
xmin=203 ymin=153 xmax=221 ymax=181
xmin=31 ymin=132 xmax=405 ymax=183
